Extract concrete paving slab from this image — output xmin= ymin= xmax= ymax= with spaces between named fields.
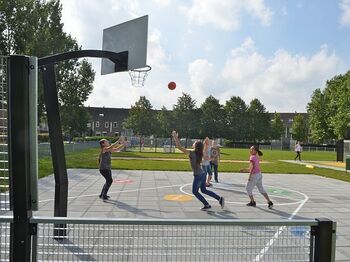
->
xmin=1 ymin=168 xmax=350 ymax=261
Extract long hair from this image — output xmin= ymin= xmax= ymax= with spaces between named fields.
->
xmin=252 ymin=145 xmax=263 ymax=156
xmin=98 ymin=139 xmax=107 ymax=165
xmin=99 ymin=139 xmax=107 ymax=149
xmin=194 ymin=140 xmax=204 ymax=165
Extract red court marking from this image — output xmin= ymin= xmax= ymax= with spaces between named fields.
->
xmin=113 ymin=179 xmax=134 ymax=184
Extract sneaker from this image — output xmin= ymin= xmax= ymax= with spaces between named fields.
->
xmin=246 ymin=201 xmax=256 ymax=207
xmin=219 ymin=197 xmax=225 ymax=208
xmin=102 ymin=195 xmax=110 ymax=200
xmin=200 ymin=205 xmax=212 ymax=210
xmin=268 ymin=201 xmax=273 ymax=209
xmin=215 ymin=179 xmax=219 ymax=183
xmin=206 ymin=183 xmax=212 ymax=187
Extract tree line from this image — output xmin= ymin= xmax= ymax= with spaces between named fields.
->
xmin=122 ymin=94 xmax=308 ymax=142
xmin=0 ymin=0 xmax=95 ymax=139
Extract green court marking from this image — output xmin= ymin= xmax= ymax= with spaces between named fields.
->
xmin=267 ymin=188 xmax=291 ymax=196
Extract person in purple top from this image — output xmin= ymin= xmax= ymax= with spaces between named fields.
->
xmin=240 ymin=145 xmax=273 ymax=209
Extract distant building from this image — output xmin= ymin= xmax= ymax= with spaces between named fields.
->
xmin=271 ymin=112 xmax=309 ymax=139
xmin=85 ymin=106 xmax=308 ymax=139
xmin=85 ymin=107 xmax=129 ymax=137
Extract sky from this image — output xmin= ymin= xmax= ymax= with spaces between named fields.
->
xmin=60 ymin=0 xmax=350 ymax=112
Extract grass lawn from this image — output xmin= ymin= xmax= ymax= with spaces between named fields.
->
xmin=37 ymin=147 xmax=350 ymax=183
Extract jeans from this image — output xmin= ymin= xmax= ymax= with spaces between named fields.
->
xmin=192 ymin=173 xmax=220 ymax=206
xmin=294 ymin=151 xmax=301 ymax=161
xmin=99 ymin=169 xmax=113 ymax=197
xmin=210 ymin=161 xmax=218 ymax=181
xmin=202 ymin=164 xmax=212 ymax=177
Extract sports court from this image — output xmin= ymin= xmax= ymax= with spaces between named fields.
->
xmin=17 ymin=169 xmax=348 ymax=261
xmin=0 ymin=11 xmax=348 ymax=261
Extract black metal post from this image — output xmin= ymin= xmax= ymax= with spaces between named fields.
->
xmin=41 ymin=63 xmax=68 ymax=237
xmin=8 ymin=55 xmax=32 ymax=262
xmin=336 ymin=140 xmax=344 ymax=162
xmin=312 ymin=218 xmax=336 ymax=262
xmin=38 ymin=49 xmax=128 ymax=235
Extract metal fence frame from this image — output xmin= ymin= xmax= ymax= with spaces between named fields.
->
xmin=0 ymin=216 xmax=336 ymax=262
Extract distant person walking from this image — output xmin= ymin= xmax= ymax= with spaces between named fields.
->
xmin=210 ymin=139 xmax=221 ymax=183
xmin=98 ymin=137 xmax=126 ymax=200
xmin=294 ymin=141 xmax=302 ymax=161
xmin=172 ymin=131 xmax=224 ymax=210
xmin=240 ymin=145 xmax=273 ymax=209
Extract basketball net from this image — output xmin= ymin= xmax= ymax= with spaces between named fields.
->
xmin=128 ymin=65 xmax=151 ymax=88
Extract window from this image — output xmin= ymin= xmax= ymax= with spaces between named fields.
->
xmin=113 ymin=122 xmax=118 ymax=128
xmin=105 ymin=122 xmax=109 ymax=128
xmin=95 ymin=121 xmax=100 ymax=127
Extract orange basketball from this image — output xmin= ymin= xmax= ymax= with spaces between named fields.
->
xmin=168 ymin=81 xmax=176 ymax=90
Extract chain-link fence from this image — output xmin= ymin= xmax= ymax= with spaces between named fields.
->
xmin=0 ymin=216 xmax=332 ymax=262
xmin=0 ymin=57 xmax=9 ymax=211
xmin=38 ymin=141 xmax=99 ymax=158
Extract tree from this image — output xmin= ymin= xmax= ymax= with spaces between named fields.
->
xmin=59 ymin=60 xmax=95 ymax=137
xmin=307 ymin=89 xmax=332 ymax=143
xmin=122 ymin=96 xmax=156 ymax=135
xmin=291 ymin=114 xmax=308 ymax=142
xmin=61 ymin=106 xmax=89 ymax=139
xmin=325 ymin=72 xmax=350 ymax=139
xmin=307 ymin=71 xmax=350 ymax=141
xmin=172 ymin=93 xmax=200 ymax=139
xmin=270 ymin=112 xmax=285 ymax=140
xmin=156 ymin=106 xmax=173 ymax=137
xmin=223 ymin=96 xmax=248 ymax=141
xmin=247 ymin=98 xmax=271 ymax=141
xmin=0 ymin=0 xmax=95 ymax=136
xmin=199 ymin=95 xmax=225 ymax=138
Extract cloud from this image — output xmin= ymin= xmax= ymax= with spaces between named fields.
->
xmin=244 ymin=0 xmax=273 ymax=26
xmin=220 ymin=39 xmax=343 ymax=111
xmin=147 ymin=29 xmax=170 ymax=70
xmin=61 ymin=0 xmax=141 ymax=48
xmin=339 ymin=0 xmax=350 ymax=27
xmin=181 ymin=0 xmax=273 ymax=31
xmin=152 ymin=0 xmax=171 ymax=8
xmin=188 ymin=59 xmax=216 ymax=98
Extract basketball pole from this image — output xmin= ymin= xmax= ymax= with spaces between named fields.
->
xmin=38 ymin=50 xmax=128 ymax=237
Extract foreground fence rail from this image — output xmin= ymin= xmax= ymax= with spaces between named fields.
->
xmin=0 ymin=216 xmax=336 ymax=262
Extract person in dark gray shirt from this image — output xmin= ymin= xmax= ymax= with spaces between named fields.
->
xmin=172 ymin=131 xmax=224 ymax=210
xmin=98 ymin=137 xmax=126 ymax=200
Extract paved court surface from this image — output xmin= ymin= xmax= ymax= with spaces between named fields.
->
xmin=24 ymin=168 xmax=350 ymax=261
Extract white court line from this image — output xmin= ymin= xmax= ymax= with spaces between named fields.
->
xmin=253 ymin=190 xmax=309 ymax=262
xmin=179 ymin=183 xmax=307 ymax=206
xmin=38 ymin=184 xmax=185 ymax=203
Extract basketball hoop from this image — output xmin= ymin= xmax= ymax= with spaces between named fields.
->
xmin=128 ymin=65 xmax=151 ymax=88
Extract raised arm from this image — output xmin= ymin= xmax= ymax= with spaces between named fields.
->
xmin=103 ymin=136 xmax=125 ymax=153
xmin=171 ymin=131 xmax=190 ymax=155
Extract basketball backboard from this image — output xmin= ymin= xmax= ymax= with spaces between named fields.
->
xmin=101 ymin=15 xmax=148 ymax=75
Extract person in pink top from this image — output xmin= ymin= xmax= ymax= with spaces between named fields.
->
xmin=240 ymin=145 xmax=273 ymax=209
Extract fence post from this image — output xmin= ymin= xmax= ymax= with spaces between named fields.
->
xmin=8 ymin=55 xmax=33 ymax=262
xmin=312 ymin=218 xmax=336 ymax=262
